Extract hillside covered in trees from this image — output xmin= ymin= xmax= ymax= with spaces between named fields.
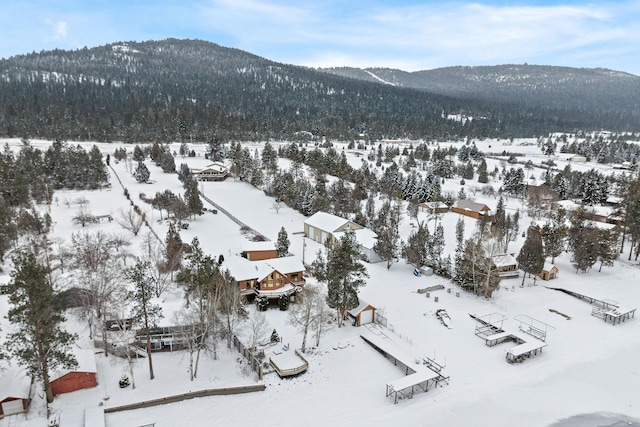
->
xmin=2 ymin=39 xmax=638 ymax=144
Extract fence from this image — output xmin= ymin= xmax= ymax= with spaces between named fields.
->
xmin=108 ymin=164 xmax=163 ymax=245
xmin=103 ymin=384 xmax=266 ymax=413
xmin=375 ymin=311 xmax=388 ymax=328
xmin=374 ymin=312 xmax=412 ymax=346
xmin=232 ymin=335 xmax=266 ymax=380
xmin=200 ymin=193 xmax=267 ymax=241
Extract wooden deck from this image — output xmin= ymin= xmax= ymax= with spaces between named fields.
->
xmin=360 ymin=331 xmax=449 ymax=404
xmin=269 ymin=349 xmax=309 ymax=378
xmin=547 ymin=287 xmax=636 ymax=325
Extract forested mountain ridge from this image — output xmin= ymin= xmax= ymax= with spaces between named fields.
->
xmin=1 ymin=38 xmax=637 ymax=143
xmin=320 ymin=65 xmax=640 ymax=130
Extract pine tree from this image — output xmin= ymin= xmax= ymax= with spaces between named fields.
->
xmin=276 ymin=227 xmax=290 ymax=257
xmin=517 ymin=226 xmax=545 ymax=286
xmin=571 ymin=226 xmax=599 ymax=273
xmin=429 ymin=223 xmax=446 ymax=273
xmin=127 ymin=259 xmax=162 ymax=380
xmin=184 ymin=180 xmax=204 ymax=219
xmin=133 ymin=145 xmax=146 ymax=162
xmin=541 ymin=207 xmax=568 ymax=263
xmin=477 ymin=159 xmax=488 ymax=183
xmin=597 ymin=227 xmax=619 ymax=272
xmin=134 ymin=161 xmax=150 ymax=183
xmin=5 ymin=251 xmax=78 ymax=403
xmin=403 ymin=222 xmax=429 ymax=268
xmin=165 ymin=223 xmax=183 ymax=273
xmin=326 ymin=231 xmax=369 ymax=327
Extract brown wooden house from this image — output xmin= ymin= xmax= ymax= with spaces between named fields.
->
xmin=197 ymin=162 xmax=229 ymax=181
xmin=451 ymin=200 xmax=492 ymax=219
xmin=227 ymin=255 xmax=306 ymax=300
xmin=492 ymin=253 xmax=519 ymax=278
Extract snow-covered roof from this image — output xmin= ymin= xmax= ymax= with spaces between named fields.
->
xmin=585 ymin=205 xmax=614 ymax=217
xmin=222 ymin=256 xmax=258 ymax=281
xmin=584 ymin=220 xmax=617 ymax=230
xmin=334 ymin=228 xmax=378 ymax=250
xmin=241 ymin=240 xmax=276 ymax=253
xmin=542 ymin=263 xmax=558 ymax=272
xmin=0 ymin=366 xmax=31 ymax=400
xmin=201 ymin=163 xmax=228 ymax=173
xmin=492 ymin=253 xmax=518 ymax=268
xmin=453 ymin=199 xmax=490 ymax=212
xmin=420 ymin=201 xmax=448 ymax=209
xmin=348 ymin=300 xmax=375 ymax=316
xmin=263 ymin=256 xmax=305 ymax=275
xmin=51 ymin=348 xmax=97 ymax=381
xmin=223 ymin=255 xmax=304 ymax=282
xmin=554 ymin=200 xmax=581 ymax=210
xmin=304 ymin=211 xmax=352 ymax=233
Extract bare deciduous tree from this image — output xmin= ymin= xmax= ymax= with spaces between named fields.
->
xmin=288 ymin=286 xmax=325 ymax=352
xmin=116 ymin=207 xmax=144 ymax=236
xmin=245 ymin=310 xmax=270 ymax=348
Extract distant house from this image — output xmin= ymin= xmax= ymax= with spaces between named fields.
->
xmin=50 ymin=349 xmax=97 ymax=396
xmin=225 ymin=255 xmax=306 ymax=300
xmin=492 ymin=253 xmax=519 ymax=279
xmin=197 ymin=162 xmax=228 ymax=181
xmin=241 ymin=241 xmax=278 ymax=261
xmin=527 ymin=181 xmax=559 ymax=205
xmin=304 ymin=211 xmax=381 ymax=263
xmin=568 ymin=154 xmax=587 ymax=163
xmin=347 ymin=301 xmax=377 ymax=326
xmin=538 ymin=263 xmax=559 ymax=281
xmin=553 ymin=200 xmax=615 ymax=224
xmin=0 ymin=368 xmax=31 ymax=417
xmin=451 ymin=200 xmax=492 ymax=220
xmin=418 ymin=201 xmax=449 ymax=214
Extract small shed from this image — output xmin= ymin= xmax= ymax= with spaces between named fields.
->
xmin=538 ymin=263 xmax=559 ymax=281
xmin=348 ymin=301 xmax=376 ymax=326
xmin=50 ymin=349 xmax=97 ymax=396
xmin=0 ymin=368 xmax=31 ymax=417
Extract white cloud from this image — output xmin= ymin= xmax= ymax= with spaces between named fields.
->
xmin=44 ymin=19 xmax=68 ymax=41
xmin=196 ymin=0 xmax=640 ymax=73
xmin=54 ymin=21 xmax=68 ymax=40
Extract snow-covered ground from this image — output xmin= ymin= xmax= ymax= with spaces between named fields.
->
xmin=1 ymin=138 xmax=640 ymax=427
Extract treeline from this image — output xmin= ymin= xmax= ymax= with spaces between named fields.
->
xmin=0 ymin=39 xmax=629 ymax=143
xmin=0 ymin=141 xmax=110 ymax=263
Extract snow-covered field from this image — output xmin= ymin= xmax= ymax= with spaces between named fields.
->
xmin=1 ymin=138 xmax=640 ymax=427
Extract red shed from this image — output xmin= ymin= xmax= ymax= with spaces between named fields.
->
xmin=50 ymin=349 xmax=97 ymax=396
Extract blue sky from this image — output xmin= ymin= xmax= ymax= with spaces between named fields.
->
xmin=1 ymin=0 xmax=639 ymax=75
